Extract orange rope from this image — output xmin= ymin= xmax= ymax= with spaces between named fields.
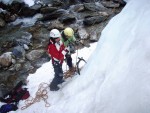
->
xmin=21 ymin=82 xmax=50 ymax=110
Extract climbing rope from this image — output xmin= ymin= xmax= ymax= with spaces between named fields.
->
xmin=21 ymin=82 xmax=50 ymax=110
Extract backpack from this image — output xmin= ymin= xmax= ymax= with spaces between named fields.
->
xmin=0 ymin=81 xmax=30 ymax=104
xmin=0 ymin=103 xmax=18 ymax=113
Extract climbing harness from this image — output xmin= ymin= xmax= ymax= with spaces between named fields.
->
xmin=21 ymin=82 xmax=50 ymax=110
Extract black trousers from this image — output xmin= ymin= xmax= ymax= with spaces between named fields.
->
xmin=65 ymin=54 xmax=73 ymax=69
xmin=50 ymin=61 xmax=64 ymax=91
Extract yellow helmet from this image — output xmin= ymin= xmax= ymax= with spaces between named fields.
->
xmin=64 ymin=27 xmax=74 ymax=37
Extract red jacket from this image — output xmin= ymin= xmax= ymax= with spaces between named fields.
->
xmin=47 ymin=40 xmax=67 ymax=64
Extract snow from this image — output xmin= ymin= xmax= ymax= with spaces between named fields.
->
xmin=1 ymin=0 xmax=150 ymax=113
xmin=23 ymin=0 xmax=34 ymax=6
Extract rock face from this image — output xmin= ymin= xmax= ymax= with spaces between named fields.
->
xmin=26 ymin=49 xmax=45 ymax=61
xmin=0 ymin=52 xmax=12 ymax=67
xmin=0 ymin=17 xmax=6 ymax=27
xmin=0 ymin=0 xmax=126 ymax=96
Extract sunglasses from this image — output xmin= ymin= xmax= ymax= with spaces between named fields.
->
xmin=50 ymin=37 xmax=60 ymax=39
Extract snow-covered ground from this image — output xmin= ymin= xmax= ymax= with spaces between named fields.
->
xmin=12 ymin=43 xmax=97 ymax=113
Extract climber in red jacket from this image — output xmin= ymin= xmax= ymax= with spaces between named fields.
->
xmin=47 ymin=29 xmax=68 ymax=91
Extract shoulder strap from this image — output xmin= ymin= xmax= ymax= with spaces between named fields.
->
xmin=62 ymin=31 xmax=68 ymax=42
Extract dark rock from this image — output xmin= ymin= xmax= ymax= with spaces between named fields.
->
xmin=69 ymin=4 xmax=85 ymax=12
xmin=12 ymin=46 xmax=25 ymax=59
xmin=80 ymin=0 xmax=100 ymax=3
xmin=4 ymin=13 xmax=18 ymax=22
xmin=101 ymin=1 xmax=120 ymax=8
xmin=1 ymin=40 xmax=14 ymax=48
xmin=83 ymin=15 xmax=108 ymax=26
xmin=0 ymin=71 xmax=11 ymax=84
xmin=40 ymin=6 xmax=58 ymax=14
xmin=0 ymin=13 xmax=4 ymax=19
xmin=34 ymin=0 xmax=53 ymax=5
xmin=13 ymin=32 xmax=32 ymax=46
xmin=84 ymin=2 xmax=107 ymax=12
xmin=68 ymin=0 xmax=82 ymax=5
xmin=26 ymin=49 xmax=45 ymax=61
xmin=18 ymin=4 xmax=41 ymax=17
xmin=20 ymin=61 xmax=34 ymax=74
xmin=8 ymin=1 xmax=25 ymax=14
xmin=6 ymin=74 xmax=18 ymax=87
xmin=0 ymin=52 xmax=12 ymax=67
xmin=31 ymin=4 xmax=42 ymax=10
xmin=0 ymin=86 xmax=9 ymax=97
xmin=58 ymin=14 xmax=76 ymax=24
xmin=9 ymin=63 xmax=22 ymax=71
xmin=113 ymin=0 xmax=126 ymax=7
xmin=77 ymin=27 xmax=89 ymax=39
xmin=52 ymin=0 xmax=63 ymax=6
xmin=41 ymin=9 xmax=67 ymax=21
xmin=29 ymin=26 xmax=49 ymax=48
xmin=47 ymin=20 xmax=64 ymax=30
xmin=89 ymin=31 xmax=98 ymax=42
xmin=0 ymin=2 xmax=7 ymax=10
xmin=0 ymin=17 xmax=6 ymax=27
xmin=32 ymin=53 xmax=50 ymax=68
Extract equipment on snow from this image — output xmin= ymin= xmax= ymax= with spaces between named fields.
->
xmin=0 ymin=103 xmax=18 ymax=113
xmin=21 ymin=82 xmax=50 ymax=110
xmin=64 ymin=57 xmax=86 ymax=78
xmin=64 ymin=66 xmax=76 ymax=79
xmin=0 ymin=81 xmax=30 ymax=104
xmin=76 ymin=57 xmax=86 ymax=75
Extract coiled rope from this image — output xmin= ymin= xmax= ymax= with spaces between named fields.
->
xmin=21 ymin=82 xmax=50 ymax=110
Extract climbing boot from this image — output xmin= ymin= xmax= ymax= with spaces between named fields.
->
xmin=64 ymin=67 xmax=76 ymax=79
